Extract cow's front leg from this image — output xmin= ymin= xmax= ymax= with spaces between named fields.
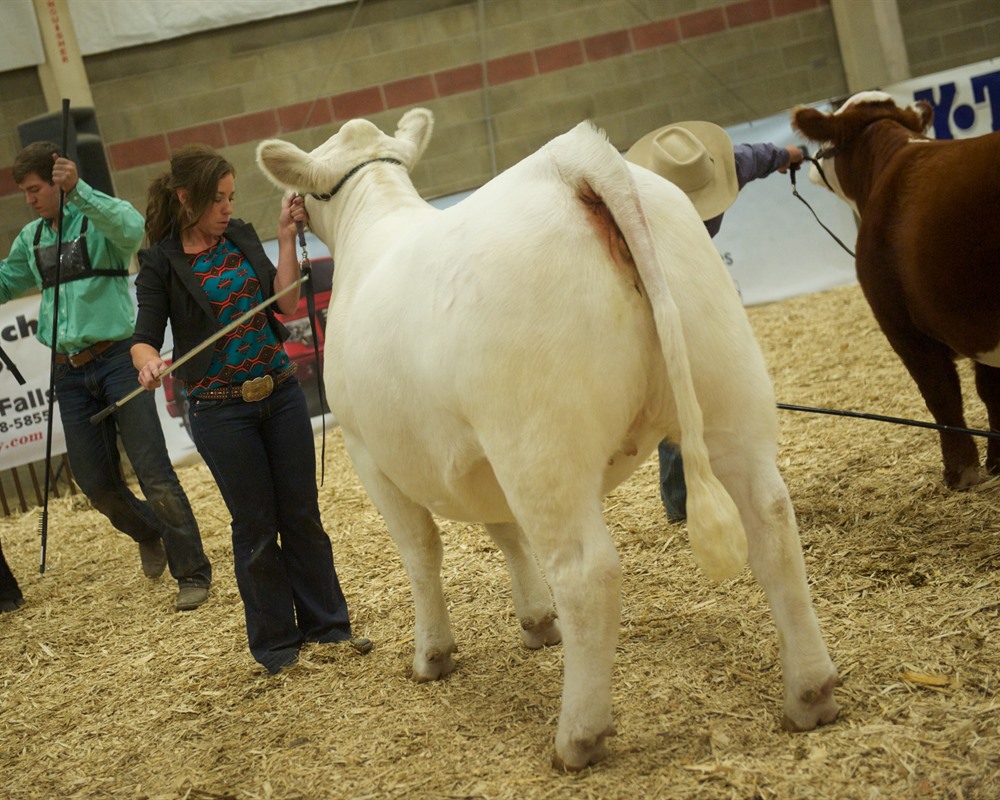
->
xmin=393 ymin=509 xmax=458 ymax=682
xmin=349 ymin=452 xmax=457 ymax=681
xmin=485 ymin=522 xmax=561 ymax=649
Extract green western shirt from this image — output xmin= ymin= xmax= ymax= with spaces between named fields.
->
xmin=0 ymin=179 xmax=143 ymax=353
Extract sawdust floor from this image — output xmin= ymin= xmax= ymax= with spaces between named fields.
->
xmin=1 ymin=283 xmax=998 ymax=799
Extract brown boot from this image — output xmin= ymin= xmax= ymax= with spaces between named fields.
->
xmin=138 ymin=538 xmax=167 ymax=578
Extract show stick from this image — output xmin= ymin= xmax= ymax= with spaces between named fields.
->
xmin=89 ymin=274 xmax=308 ymax=426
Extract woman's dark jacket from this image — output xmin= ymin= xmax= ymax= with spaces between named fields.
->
xmin=133 ymin=219 xmax=290 ymax=383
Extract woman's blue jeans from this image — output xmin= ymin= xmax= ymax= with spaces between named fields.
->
xmin=190 ymin=380 xmax=351 ymax=673
xmin=54 ymin=339 xmax=211 ymax=588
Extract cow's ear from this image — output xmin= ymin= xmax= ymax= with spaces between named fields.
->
xmin=257 ymin=139 xmax=312 ymax=192
xmin=914 ymin=100 xmax=935 ymax=133
xmin=791 ymin=106 xmax=836 ymax=143
xmin=395 ymin=107 xmax=435 ymax=165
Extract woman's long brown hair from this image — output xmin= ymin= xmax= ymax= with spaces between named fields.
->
xmin=144 ymin=144 xmax=235 ymax=245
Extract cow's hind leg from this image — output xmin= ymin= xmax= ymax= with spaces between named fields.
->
xmin=501 ymin=492 xmax=620 ymax=770
xmin=868 ymin=302 xmax=979 ymax=487
xmin=974 ymin=363 xmax=1000 ymax=476
xmin=485 ymin=522 xmax=561 ymax=649
xmin=717 ymin=455 xmax=840 ymax=731
xmin=899 ymin=339 xmax=979 ymax=488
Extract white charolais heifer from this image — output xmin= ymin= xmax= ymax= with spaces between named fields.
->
xmin=257 ymin=109 xmax=838 ymax=769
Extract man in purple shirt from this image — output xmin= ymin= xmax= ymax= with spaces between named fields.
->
xmin=626 ymin=121 xmax=803 ymax=522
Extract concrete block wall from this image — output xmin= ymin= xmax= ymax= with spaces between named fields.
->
xmin=1 ymin=0 xmax=997 ymax=258
xmin=0 ymin=68 xmax=51 ymax=245
xmin=900 ymin=0 xmax=1000 ymax=77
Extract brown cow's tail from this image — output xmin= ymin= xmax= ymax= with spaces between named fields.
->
xmin=551 ymin=122 xmax=747 ymax=582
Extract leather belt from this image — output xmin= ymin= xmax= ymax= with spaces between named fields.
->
xmin=53 ymin=339 xmax=116 ymax=368
xmin=192 ymin=364 xmax=297 ymax=402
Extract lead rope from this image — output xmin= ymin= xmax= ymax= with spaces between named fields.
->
xmin=297 ymin=220 xmax=327 ymax=486
xmin=788 ymin=155 xmax=856 ymax=259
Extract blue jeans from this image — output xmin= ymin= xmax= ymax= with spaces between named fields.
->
xmin=657 ymin=439 xmax=687 ymax=522
xmin=55 ymin=339 xmax=211 ymax=588
xmin=190 ymin=380 xmax=352 ymax=673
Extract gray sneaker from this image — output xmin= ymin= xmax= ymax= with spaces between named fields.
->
xmin=138 ymin=538 xmax=167 ymax=578
xmin=175 ymin=585 xmax=209 ymax=612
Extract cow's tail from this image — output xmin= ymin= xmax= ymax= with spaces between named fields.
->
xmin=553 ymin=123 xmax=747 ymax=582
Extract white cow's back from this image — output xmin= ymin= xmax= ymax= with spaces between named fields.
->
xmin=328 ymin=136 xmax=773 ymax=523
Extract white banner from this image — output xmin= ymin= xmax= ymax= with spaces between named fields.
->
xmin=67 ymin=0 xmax=353 ymax=56
xmin=890 ymin=56 xmax=1000 ymax=140
xmin=0 ymin=284 xmax=197 ymax=471
xmin=1 ymin=0 xmax=352 ymax=72
xmin=3 ymin=0 xmax=46 ymax=72
xmin=0 ymin=294 xmax=64 ymax=466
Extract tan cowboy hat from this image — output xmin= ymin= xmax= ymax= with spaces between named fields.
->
xmin=625 ymin=120 xmax=738 ymax=221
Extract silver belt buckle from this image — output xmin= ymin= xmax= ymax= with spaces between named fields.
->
xmin=241 ymin=374 xmax=274 ymax=402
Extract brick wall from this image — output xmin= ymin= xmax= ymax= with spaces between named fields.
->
xmin=0 ymin=0 xmax=997 ymax=257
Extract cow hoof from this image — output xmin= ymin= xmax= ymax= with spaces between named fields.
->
xmin=945 ymin=465 xmax=981 ymax=490
xmin=412 ymin=646 xmax=458 ymax=682
xmin=552 ymin=724 xmax=617 ymax=771
xmin=521 ymin=612 xmax=561 ymax=649
xmin=781 ymin=674 xmax=841 ymax=732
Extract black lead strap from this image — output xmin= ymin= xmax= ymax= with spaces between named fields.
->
xmin=777 ymin=402 xmax=1000 ymax=440
xmin=297 ymin=221 xmax=328 ymax=486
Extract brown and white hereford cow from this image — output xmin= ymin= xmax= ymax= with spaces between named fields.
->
xmin=257 ymin=109 xmax=838 ymax=769
xmin=793 ymin=92 xmax=1000 ymax=489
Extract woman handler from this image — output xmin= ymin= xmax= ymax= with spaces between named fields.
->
xmin=131 ymin=145 xmax=368 ymax=674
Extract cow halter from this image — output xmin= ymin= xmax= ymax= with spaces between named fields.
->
xmin=309 ymin=157 xmax=403 ymax=201
xmin=806 ymin=146 xmax=840 ymax=193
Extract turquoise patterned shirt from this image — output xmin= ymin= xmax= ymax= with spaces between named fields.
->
xmin=185 ymin=237 xmax=289 ymax=396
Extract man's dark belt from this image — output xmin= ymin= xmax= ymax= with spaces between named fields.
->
xmin=192 ymin=364 xmax=297 ymax=402
xmin=53 ymin=339 xmax=116 ymax=368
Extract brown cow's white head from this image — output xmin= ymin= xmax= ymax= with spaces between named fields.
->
xmin=257 ymin=108 xmax=435 ymax=246
xmin=791 ymin=92 xmax=933 ymax=209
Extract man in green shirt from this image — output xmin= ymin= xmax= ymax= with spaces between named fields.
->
xmin=0 ymin=141 xmax=211 ymax=612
